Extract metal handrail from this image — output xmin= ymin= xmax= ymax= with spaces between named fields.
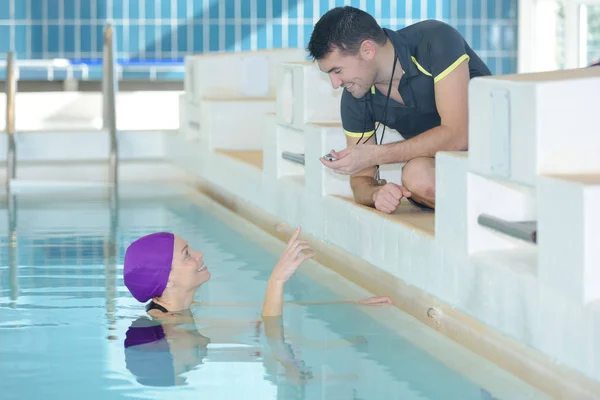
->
xmin=6 ymin=51 xmax=17 ymax=189
xmin=477 ymin=213 xmax=537 ymax=244
xmin=102 ymin=23 xmax=118 ymax=186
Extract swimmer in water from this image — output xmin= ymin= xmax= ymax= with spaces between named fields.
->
xmin=122 ymin=226 xmax=391 ymax=387
xmin=122 ymin=226 xmax=392 ymax=317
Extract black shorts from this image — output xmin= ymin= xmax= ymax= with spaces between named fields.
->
xmin=407 ymin=197 xmax=434 ymax=212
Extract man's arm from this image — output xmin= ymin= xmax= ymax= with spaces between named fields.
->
xmin=347 ymin=133 xmax=383 ymax=207
xmin=320 ymin=63 xmax=470 ymax=176
xmin=375 ymin=60 xmax=470 ymax=165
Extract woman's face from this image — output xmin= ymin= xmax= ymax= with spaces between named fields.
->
xmin=169 ymin=235 xmax=211 ymax=289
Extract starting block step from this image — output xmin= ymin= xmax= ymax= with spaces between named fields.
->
xmin=198 ymin=97 xmax=275 ymax=150
xmin=276 ymin=62 xmax=342 ymax=129
xmin=184 ymin=48 xmax=307 ymax=102
xmin=468 ymin=67 xmax=600 ymax=186
xmin=538 ymin=173 xmax=600 ymax=304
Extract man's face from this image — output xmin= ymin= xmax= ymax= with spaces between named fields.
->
xmin=317 ymin=46 xmax=377 ymax=99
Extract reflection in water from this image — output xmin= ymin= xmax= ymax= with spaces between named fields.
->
xmin=124 ymin=314 xmax=209 ymax=387
xmin=123 ymin=312 xmax=317 ymax=398
xmin=7 ymin=193 xmax=18 ymax=304
xmin=105 ymin=187 xmax=119 ymax=339
xmin=262 ymin=316 xmax=311 ymax=400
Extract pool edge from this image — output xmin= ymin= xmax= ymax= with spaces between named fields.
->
xmin=189 ymin=177 xmax=600 ymax=400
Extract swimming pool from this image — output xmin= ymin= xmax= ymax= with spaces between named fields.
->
xmin=0 ymin=184 xmax=549 ymax=399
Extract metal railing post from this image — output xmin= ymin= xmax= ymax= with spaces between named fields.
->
xmin=6 ymin=51 xmax=17 ymax=188
xmin=102 ymin=23 xmax=118 ymax=186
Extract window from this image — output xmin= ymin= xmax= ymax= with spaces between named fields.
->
xmin=518 ymin=0 xmax=600 ymax=72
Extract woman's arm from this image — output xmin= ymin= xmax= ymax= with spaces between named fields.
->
xmin=261 ymin=279 xmax=286 ymax=317
xmin=194 ymin=297 xmax=392 ymax=307
xmin=261 ymin=226 xmax=315 ymax=317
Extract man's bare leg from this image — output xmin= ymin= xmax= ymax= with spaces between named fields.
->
xmin=401 ymin=156 xmax=436 ymax=209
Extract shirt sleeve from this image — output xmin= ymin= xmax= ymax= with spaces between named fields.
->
xmin=421 ymin=21 xmax=471 ymax=84
xmin=340 ymin=88 xmax=375 ymax=139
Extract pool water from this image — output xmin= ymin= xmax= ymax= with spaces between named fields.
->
xmin=0 ymin=186 xmax=549 ymax=400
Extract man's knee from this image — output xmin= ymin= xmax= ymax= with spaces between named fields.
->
xmin=401 ymin=157 xmax=436 ymax=199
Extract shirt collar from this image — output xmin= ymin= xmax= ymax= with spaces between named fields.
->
xmin=383 ymin=27 xmax=420 ymax=80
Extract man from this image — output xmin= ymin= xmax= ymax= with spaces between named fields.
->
xmin=307 ymin=6 xmax=491 ymax=212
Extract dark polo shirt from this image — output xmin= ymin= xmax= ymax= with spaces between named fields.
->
xmin=341 ymin=19 xmax=492 ymax=141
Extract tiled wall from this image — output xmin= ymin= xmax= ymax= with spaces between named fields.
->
xmin=0 ymin=0 xmax=517 ymax=75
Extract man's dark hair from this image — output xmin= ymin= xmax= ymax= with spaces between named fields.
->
xmin=307 ymin=6 xmax=387 ymax=60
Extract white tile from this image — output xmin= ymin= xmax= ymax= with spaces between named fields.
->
xmin=275 ymin=175 xmax=305 ymax=225
xmin=260 ymin=175 xmax=278 ymax=216
xmin=323 ymin=196 xmax=360 ymax=257
xmin=276 ymin=62 xmax=342 ymax=129
xmin=466 ymin=172 xmax=537 ymax=254
xmin=207 ymin=151 xmax=264 ymax=207
xmin=434 ymin=252 xmax=470 ymax=306
xmin=178 ymin=93 xmax=186 ymax=134
xmin=262 ymin=113 xmax=279 ymax=183
xmin=468 ymin=68 xmax=600 ymax=186
xmin=584 ymin=301 xmax=600 ymax=377
xmin=185 ymin=49 xmax=306 ymax=101
xmin=352 ymin=205 xmax=387 ymax=266
xmin=304 ymin=123 xmax=353 ymax=198
xmin=584 ymin=186 xmax=600 ymax=303
xmin=532 ymin=281 xmax=594 ymax=377
xmin=275 ymin=63 xmax=295 ymax=125
xmin=179 ymin=96 xmax=202 ymax=142
xmin=408 ymin=229 xmax=439 ymax=291
xmin=467 ymin=249 xmax=538 ymax=341
xmin=276 ymin=124 xmax=305 ymax=178
xmin=384 ymin=221 xmax=415 ymax=281
xmin=183 ymin=56 xmax=195 ymax=100
xmin=302 ymin=193 xmax=326 ymax=237
xmin=238 ymin=55 xmax=270 ymax=97
xmin=435 ymin=151 xmax=469 ymax=263
xmin=536 ymin=78 xmax=600 ymax=176
xmin=538 ymin=175 xmax=600 ymax=304
xmin=200 ymin=99 xmax=275 ymax=150
xmin=262 ymin=115 xmax=304 ymax=185
xmin=381 ymin=219 xmax=401 ymax=275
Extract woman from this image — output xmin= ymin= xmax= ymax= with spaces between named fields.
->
xmin=123 ymin=226 xmax=392 ymax=316
xmin=122 ymin=226 xmax=391 ymax=387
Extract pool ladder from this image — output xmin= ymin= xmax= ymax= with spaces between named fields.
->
xmin=5 ymin=51 xmax=16 ymax=188
xmin=103 ymin=23 xmax=119 ymax=187
xmin=4 ymin=22 xmax=119 ymax=191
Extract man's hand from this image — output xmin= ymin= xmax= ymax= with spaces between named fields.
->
xmin=372 ymin=183 xmax=412 ymax=214
xmin=319 ymin=144 xmax=379 ymax=175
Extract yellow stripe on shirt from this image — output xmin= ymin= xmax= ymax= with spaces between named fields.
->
xmin=434 ymin=54 xmax=470 ymax=83
xmin=344 ymin=129 xmax=374 ymax=138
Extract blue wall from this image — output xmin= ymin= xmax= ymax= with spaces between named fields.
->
xmin=0 ymin=0 xmax=517 ymax=75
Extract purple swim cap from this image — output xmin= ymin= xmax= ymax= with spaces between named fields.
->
xmin=124 ymin=232 xmax=175 ymax=303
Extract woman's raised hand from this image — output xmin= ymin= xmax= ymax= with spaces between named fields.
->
xmin=270 ymin=226 xmax=316 ymax=284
